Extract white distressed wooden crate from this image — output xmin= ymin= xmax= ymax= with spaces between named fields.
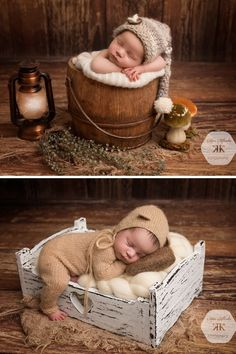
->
xmin=16 ymin=217 xmax=205 ymax=347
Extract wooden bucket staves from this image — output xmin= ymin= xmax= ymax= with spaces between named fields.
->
xmin=66 ymin=58 xmax=161 ymax=149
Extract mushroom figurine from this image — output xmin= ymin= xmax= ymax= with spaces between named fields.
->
xmin=164 ymin=103 xmax=191 ymax=144
xmin=172 ymin=96 xmax=198 ymax=132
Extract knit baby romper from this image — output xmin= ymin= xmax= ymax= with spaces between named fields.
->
xmin=38 ymin=205 xmax=169 ymax=316
xmin=38 ymin=230 xmax=126 ymax=315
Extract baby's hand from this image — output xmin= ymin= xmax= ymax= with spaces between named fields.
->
xmin=122 ymin=66 xmax=145 ymax=81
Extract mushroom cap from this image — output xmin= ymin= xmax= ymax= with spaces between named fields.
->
xmin=172 ymin=96 xmax=197 ymax=117
xmin=164 ymin=104 xmax=192 ymax=128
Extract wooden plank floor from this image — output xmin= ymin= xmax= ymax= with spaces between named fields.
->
xmin=0 ymin=200 xmax=235 ymax=353
xmin=0 ymin=61 xmax=235 ymax=175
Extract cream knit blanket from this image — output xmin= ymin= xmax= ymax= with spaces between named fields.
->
xmin=72 ymin=51 xmax=165 ymax=88
xmin=77 ymin=232 xmax=193 ymax=300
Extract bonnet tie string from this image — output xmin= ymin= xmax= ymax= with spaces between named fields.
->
xmin=83 ymin=229 xmax=114 ymax=317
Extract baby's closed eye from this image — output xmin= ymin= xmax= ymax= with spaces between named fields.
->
xmin=136 ymin=251 xmax=146 ymax=258
xmin=117 ymin=38 xmax=123 ymax=46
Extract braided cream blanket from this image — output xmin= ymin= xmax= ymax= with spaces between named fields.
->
xmin=78 ymin=232 xmax=193 ymax=300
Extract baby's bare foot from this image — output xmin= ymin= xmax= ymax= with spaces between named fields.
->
xmin=70 ymin=276 xmax=79 ymax=282
xmin=48 ymin=309 xmax=67 ymax=321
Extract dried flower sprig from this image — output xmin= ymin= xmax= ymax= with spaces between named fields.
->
xmin=39 ymin=128 xmax=165 ymax=176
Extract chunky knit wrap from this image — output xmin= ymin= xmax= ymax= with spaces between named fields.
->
xmin=113 ymin=14 xmax=173 ymax=113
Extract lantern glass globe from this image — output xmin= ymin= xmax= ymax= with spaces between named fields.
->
xmin=16 ymin=87 xmax=48 ymax=119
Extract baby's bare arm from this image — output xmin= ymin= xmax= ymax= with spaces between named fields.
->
xmin=142 ymin=55 xmax=166 ymax=73
xmin=123 ymin=55 xmax=166 ymax=81
xmin=91 ymin=49 xmax=122 ymax=74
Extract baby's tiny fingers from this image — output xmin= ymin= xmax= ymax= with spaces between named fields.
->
xmin=124 ymin=69 xmax=132 ymax=74
xmin=133 ymin=73 xmax=139 ymax=81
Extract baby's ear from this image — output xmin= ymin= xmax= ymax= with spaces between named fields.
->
xmin=125 ymin=244 xmax=175 ymax=276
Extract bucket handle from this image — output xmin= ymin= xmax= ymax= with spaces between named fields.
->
xmin=66 ymin=76 xmax=162 ymax=140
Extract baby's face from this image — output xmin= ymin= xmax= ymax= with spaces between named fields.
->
xmin=113 ymin=227 xmax=158 ymax=264
xmin=108 ymin=31 xmax=144 ymax=69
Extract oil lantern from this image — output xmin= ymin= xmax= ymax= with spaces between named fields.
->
xmin=8 ymin=60 xmax=55 ymax=140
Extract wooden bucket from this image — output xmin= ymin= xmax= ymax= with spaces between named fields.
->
xmin=66 ymin=58 xmax=160 ymax=148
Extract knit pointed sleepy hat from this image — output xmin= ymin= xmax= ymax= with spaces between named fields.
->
xmin=113 ymin=14 xmax=173 ymax=114
xmin=114 ymin=205 xmax=169 ymax=248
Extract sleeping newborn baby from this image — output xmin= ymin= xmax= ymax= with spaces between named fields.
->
xmin=90 ymin=14 xmax=173 ymax=113
xmin=91 ymin=21 xmax=165 ymax=81
xmin=37 ymin=205 xmax=173 ymax=320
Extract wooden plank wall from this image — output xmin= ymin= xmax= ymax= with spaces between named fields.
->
xmin=0 ymin=0 xmax=235 ymax=61
xmin=0 ymin=179 xmax=235 ymax=204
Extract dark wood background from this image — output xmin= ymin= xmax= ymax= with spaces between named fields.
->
xmin=0 ymin=178 xmax=235 ymax=204
xmin=0 ymin=0 xmax=235 ymax=61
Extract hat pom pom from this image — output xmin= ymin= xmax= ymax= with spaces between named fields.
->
xmin=154 ymin=97 xmax=173 ymax=114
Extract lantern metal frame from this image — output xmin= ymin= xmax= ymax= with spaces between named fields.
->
xmin=8 ymin=61 xmax=55 ymax=141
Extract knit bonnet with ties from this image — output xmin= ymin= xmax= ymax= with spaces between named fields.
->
xmin=87 ymin=204 xmax=169 ymax=261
